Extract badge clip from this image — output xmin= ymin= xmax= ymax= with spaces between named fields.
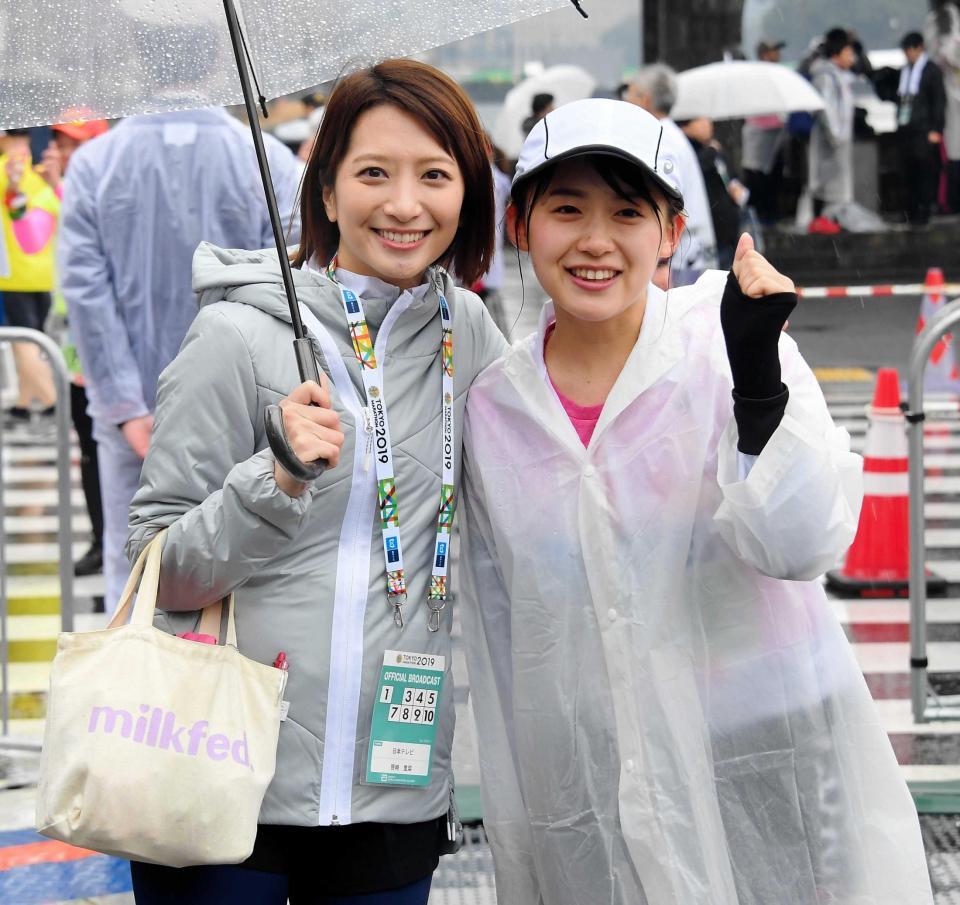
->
xmin=389 ymin=592 xmax=407 ymax=629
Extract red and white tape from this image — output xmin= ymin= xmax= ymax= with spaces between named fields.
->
xmin=797 ymin=283 xmax=960 ymax=299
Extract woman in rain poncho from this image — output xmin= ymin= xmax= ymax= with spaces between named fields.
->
xmin=126 ymin=61 xmax=506 ymax=903
xmin=459 ymin=98 xmax=933 ymax=904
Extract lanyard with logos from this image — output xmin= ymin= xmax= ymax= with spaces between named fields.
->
xmin=327 ymin=260 xmax=455 ymax=632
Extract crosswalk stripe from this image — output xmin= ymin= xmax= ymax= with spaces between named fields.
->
xmin=927 ymin=477 xmax=960 ymax=494
xmin=0 ymin=446 xmax=76 ymax=464
xmin=923 ymin=454 xmax=960 ymax=468
xmin=923 ymin=502 xmax=960 ymax=519
xmin=927 ymin=529 xmax=960 ymax=547
xmin=854 ymin=642 xmax=960 ymax=674
xmin=901 ymin=764 xmax=960 ymax=782
xmin=3 ymin=488 xmax=86 ymax=508
xmin=7 ymin=573 xmax=105 ymax=600
xmin=872 ymin=699 xmax=960 ymax=734
xmin=1 ymin=465 xmax=81 ymax=485
xmin=829 ymin=402 xmax=960 ymax=418
xmin=832 ymin=599 xmax=960 ymax=623
xmin=5 ymin=514 xmax=92 ymax=535
xmin=5 ymin=542 xmax=87 ymax=564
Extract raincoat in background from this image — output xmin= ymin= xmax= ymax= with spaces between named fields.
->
xmin=58 ymin=106 xmax=302 ymax=429
xmin=741 ymin=115 xmax=785 ymax=176
xmin=460 ymin=272 xmax=933 ymax=904
xmin=58 ymin=106 xmax=303 ymax=611
xmin=927 ymin=4 xmax=960 ymax=161
xmin=808 ymin=58 xmax=855 ymax=204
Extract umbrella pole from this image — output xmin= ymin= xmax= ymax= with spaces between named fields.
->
xmin=222 ymin=0 xmax=326 ymax=481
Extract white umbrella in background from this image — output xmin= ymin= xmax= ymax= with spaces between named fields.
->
xmin=494 ymin=64 xmax=596 ymax=157
xmin=671 ymin=61 xmax=826 ymax=121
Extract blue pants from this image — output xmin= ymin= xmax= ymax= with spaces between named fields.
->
xmin=130 ymin=861 xmax=432 ymax=904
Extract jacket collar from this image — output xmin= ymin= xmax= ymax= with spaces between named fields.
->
xmin=193 ymin=243 xmax=440 ymax=335
xmin=515 ymin=283 xmax=684 ymax=454
xmin=302 ymin=257 xmax=432 ymax=306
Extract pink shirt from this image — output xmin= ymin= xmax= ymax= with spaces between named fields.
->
xmin=545 ymin=324 xmax=604 ymax=447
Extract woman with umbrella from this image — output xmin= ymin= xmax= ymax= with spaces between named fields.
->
xmin=126 ymin=59 xmax=505 ymax=903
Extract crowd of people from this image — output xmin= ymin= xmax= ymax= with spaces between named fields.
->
xmin=610 ymin=23 xmax=954 ymax=243
xmin=0 ymin=12 xmax=949 ymax=905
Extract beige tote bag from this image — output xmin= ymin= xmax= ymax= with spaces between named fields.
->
xmin=35 ymin=531 xmax=287 ymax=867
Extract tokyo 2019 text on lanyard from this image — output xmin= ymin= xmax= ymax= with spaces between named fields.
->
xmin=327 ymin=259 xmax=455 ymax=633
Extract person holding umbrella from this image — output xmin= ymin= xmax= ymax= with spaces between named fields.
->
xmin=457 ymin=97 xmax=932 ymax=904
xmin=126 ymin=59 xmax=504 ymax=902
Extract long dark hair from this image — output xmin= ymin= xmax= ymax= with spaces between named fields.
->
xmin=291 ymin=59 xmax=495 ymax=286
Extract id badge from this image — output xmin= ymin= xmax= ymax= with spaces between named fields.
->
xmin=898 ymin=99 xmax=912 ymax=128
xmin=366 ymin=650 xmax=445 ymax=787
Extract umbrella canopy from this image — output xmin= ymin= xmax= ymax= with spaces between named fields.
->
xmin=493 ymin=64 xmax=596 ymax=158
xmin=0 ymin=0 xmax=571 ymax=129
xmin=670 ymin=61 xmax=826 ymax=121
xmin=0 ymin=0 xmax=581 ymax=480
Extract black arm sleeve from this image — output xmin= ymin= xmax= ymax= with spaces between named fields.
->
xmin=720 ymin=270 xmax=798 ymax=455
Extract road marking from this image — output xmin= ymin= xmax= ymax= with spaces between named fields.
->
xmin=854 ymin=641 xmax=960 ymax=674
xmin=832 ymin=599 xmax=960 ymax=623
xmin=0 ymin=839 xmax=96 ymax=870
xmin=813 ymin=367 xmax=874 ymax=382
xmin=873 ymin=698 xmax=960 ymax=734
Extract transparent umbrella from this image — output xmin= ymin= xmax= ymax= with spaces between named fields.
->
xmin=0 ymin=0 xmax=578 ymax=128
xmin=0 ymin=0 xmax=585 ymax=478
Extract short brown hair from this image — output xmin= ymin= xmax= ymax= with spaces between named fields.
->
xmin=291 ymin=59 xmax=494 ymax=286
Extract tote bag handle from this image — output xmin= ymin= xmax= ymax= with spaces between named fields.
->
xmin=107 ymin=531 xmax=238 ymax=647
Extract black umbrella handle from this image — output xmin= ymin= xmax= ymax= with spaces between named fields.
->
xmin=265 ymin=338 xmax=328 ymax=483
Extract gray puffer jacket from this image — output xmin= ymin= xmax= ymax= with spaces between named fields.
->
xmin=127 ymin=242 xmax=507 ymax=827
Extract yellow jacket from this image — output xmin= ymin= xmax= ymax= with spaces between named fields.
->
xmin=0 ymin=154 xmax=60 ymax=293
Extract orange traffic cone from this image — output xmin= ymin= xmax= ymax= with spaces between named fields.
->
xmin=826 ymin=368 xmax=947 ymax=598
xmin=914 ymin=268 xmax=960 ymax=394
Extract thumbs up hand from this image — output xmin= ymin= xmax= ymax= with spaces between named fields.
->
xmin=731 ymin=233 xmax=795 ymax=298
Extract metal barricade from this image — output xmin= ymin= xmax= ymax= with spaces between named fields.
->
xmin=0 ymin=328 xmax=74 ymax=752
xmin=907 ymin=297 xmax=960 ymax=722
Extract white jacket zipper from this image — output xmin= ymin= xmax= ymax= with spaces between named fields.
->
xmin=300 ymin=295 xmax=416 ymax=825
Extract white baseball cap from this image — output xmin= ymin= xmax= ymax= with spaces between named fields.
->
xmin=512 ymin=98 xmax=684 ymax=206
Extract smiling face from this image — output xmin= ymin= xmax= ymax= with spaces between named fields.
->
xmin=321 ymin=104 xmax=465 ymax=289
xmin=520 ymin=157 xmax=683 ymax=325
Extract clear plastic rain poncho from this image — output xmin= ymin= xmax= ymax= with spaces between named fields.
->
xmin=460 ymin=274 xmax=933 ymax=904
xmin=0 ymin=0 xmax=570 ymax=129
